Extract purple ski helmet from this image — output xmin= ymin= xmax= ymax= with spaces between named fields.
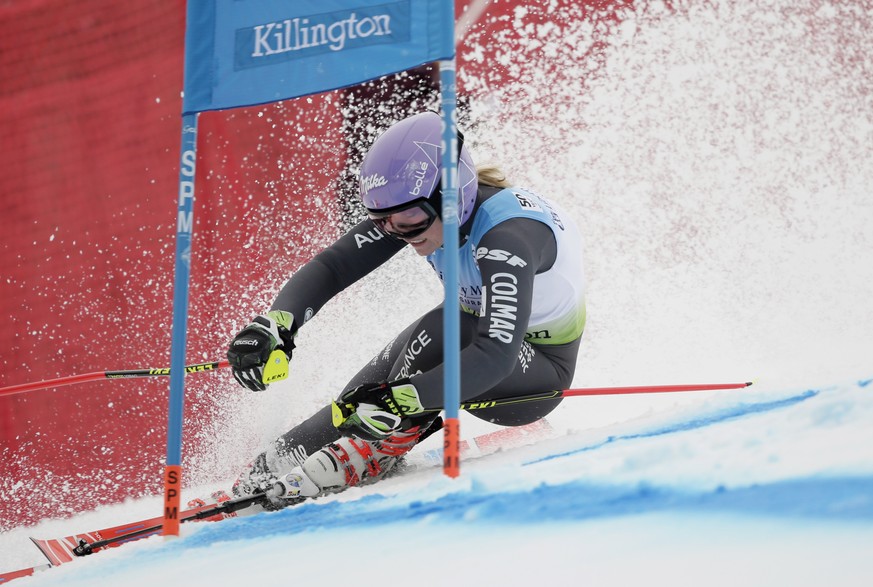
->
xmin=359 ymin=112 xmax=478 ymax=226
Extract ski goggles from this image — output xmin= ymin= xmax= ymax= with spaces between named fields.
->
xmin=367 ymin=199 xmax=439 ymax=239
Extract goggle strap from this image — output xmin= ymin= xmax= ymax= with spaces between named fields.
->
xmin=365 ymin=197 xmax=433 ymax=218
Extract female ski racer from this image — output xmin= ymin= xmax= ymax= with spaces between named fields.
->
xmin=225 ymin=112 xmax=586 ymax=502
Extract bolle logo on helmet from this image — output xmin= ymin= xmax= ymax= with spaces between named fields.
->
xmin=408 ymin=162 xmax=429 ymax=197
xmin=361 ymin=173 xmax=388 ymax=195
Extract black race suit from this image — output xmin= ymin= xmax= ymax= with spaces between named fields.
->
xmin=253 ymin=185 xmax=583 ymax=471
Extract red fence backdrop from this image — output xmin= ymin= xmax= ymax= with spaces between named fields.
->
xmin=0 ymin=0 xmax=350 ymax=528
xmin=0 ymin=0 xmax=621 ymax=528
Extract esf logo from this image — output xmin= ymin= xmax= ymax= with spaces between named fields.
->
xmin=475 ymin=247 xmax=528 ymax=268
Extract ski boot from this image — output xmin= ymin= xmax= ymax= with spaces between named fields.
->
xmin=271 ymin=421 xmax=439 ymax=501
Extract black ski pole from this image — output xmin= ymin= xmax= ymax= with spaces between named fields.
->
xmin=71 ymin=492 xmax=267 ymax=556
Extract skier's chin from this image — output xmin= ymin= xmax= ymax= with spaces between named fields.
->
xmin=404 ymin=237 xmax=439 ymax=256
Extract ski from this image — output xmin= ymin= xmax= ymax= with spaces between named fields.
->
xmin=0 ymin=494 xmax=266 ymax=584
xmin=0 ymin=420 xmax=555 ymax=583
xmin=421 ymin=417 xmax=555 ymax=463
xmin=0 ymin=564 xmax=52 ymax=584
xmin=34 ymin=492 xmax=266 ymax=563
xmin=30 ymin=516 xmax=166 ymax=566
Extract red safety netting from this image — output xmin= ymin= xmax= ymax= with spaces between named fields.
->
xmin=0 ymin=0 xmax=614 ymax=529
xmin=0 ymin=0 xmax=346 ymax=527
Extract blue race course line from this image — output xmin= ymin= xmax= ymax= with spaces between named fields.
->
xmin=525 ymin=389 xmax=820 ymax=466
xmin=173 ymin=474 xmax=873 ymax=553
xmin=59 ymin=474 xmax=873 ymax=579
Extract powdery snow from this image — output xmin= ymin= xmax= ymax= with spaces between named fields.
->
xmin=4 ymin=0 xmax=873 ymax=584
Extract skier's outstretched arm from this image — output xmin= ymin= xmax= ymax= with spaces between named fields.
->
xmin=227 ymin=219 xmax=404 ymax=391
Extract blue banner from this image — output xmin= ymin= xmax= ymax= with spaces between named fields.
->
xmin=183 ymin=0 xmax=454 ymax=114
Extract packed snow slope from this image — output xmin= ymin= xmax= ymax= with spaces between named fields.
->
xmin=8 ymin=378 xmax=873 ymax=586
xmin=4 ymin=0 xmax=873 ymax=585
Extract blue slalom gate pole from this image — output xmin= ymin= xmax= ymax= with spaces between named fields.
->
xmin=163 ymin=112 xmax=199 ymax=535
xmin=439 ymin=56 xmax=461 ymax=477
xmin=169 ymin=0 xmax=460 ymax=530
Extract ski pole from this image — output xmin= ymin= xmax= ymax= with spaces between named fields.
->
xmin=557 ymin=381 xmax=752 ymax=398
xmin=71 ymin=492 xmax=268 ymax=556
xmin=333 ymin=381 xmax=754 ymax=425
xmin=465 ymin=381 xmax=753 ymax=409
xmin=0 ymin=360 xmax=231 ymax=397
xmin=1 ymin=359 xmax=751 ymax=401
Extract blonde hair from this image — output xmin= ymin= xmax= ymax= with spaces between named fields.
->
xmin=476 ymin=164 xmax=511 ymax=188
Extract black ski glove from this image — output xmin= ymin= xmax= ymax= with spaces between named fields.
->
xmin=227 ymin=310 xmax=296 ymax=391
xmin=331 ymin=378 xmax=425 ymax=440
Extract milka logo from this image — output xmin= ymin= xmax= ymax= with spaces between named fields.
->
xmin=361 ymin=173 xmax=387 ymax=196
xmin=252 ymin=13 xmax=392 ymax=56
